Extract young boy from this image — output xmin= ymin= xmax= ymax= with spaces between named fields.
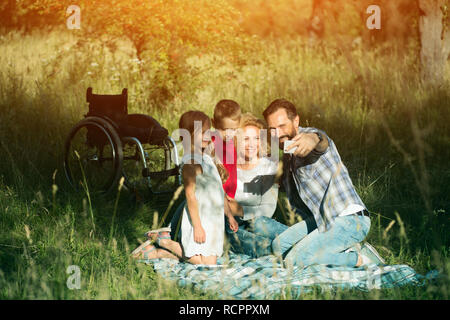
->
xmin=210 ymin=100 xmax=241 ymax=198
xmin=210 ymin=100 xmax=242 ymax=233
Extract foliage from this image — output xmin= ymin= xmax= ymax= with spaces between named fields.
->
xmin=1 ymin=0 xmax=248 ymax=106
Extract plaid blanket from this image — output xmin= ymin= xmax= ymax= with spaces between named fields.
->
xmin=141 ymin=253 xmax=438 ymax=299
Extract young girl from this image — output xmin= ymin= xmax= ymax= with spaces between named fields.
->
xmin=132 ymin=110 xmax=226 ymax=265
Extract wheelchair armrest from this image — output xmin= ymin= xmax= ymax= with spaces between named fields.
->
xmin=142 ymin=166 xmax=180 ymax=179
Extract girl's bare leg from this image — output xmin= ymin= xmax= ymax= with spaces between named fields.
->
xmin=187 ymin=255 xmax=217 ymax=265
xmin=157 ymin=239 xmax=218 ymax=265
xmin=187 ymin=255 xmax=202 ymax=265
xmin=201 ymin=255 xmax=217 ymax=265
xmin=158 ymin=238 xmax=183 ymax=258
xmin=156 ymin=248 xmax=180 ymax=260
xmin=133 ymin=244 xmax=179 ymax=261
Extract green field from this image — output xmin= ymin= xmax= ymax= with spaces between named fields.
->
xmin=0 ymin=28 xmax=449 ymax=299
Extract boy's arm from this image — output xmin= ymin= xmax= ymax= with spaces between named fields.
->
xmin=226 ymin=195 xmax=244 ymax=217
xmin=224 ymin=196 xmax=243 ymax=234
xmin=182 ymin=164 xmax=205 ymax=243
xmin=224 ymin=197 xmax=239 ymax=232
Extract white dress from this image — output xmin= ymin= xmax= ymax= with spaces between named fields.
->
xmin=180 ymin=153 xmax=225 ymax=258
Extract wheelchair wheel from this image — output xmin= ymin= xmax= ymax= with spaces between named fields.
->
xmin=64 ymin=117 xmax=123 ymax=195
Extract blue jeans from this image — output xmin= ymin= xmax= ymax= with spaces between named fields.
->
xmin=168 ymin=200 xmax=185 ymax=241
xmin=272 ymin=215 xmax=371 ymax=267
xmin=225 ymin=216 xmax=288 ymax=258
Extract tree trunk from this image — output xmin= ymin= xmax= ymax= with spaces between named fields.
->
xmin=307 ymin=0 xmax=325 ymax=45
xmin=418 ymin=0 xmax=449 ymax=84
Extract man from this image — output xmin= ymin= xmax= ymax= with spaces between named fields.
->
xmin=263 ymin=99 xmax=384 ymax=267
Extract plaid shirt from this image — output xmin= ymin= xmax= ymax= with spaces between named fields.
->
xmin=282 ymin=127 xmax=366 ymax=233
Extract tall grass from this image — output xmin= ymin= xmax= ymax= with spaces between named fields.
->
xmin=0 ymin=29 xmax=448 ymax=299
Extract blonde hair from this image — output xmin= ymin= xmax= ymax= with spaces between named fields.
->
xmin=239 ymin=112 xmax=265 ymax=130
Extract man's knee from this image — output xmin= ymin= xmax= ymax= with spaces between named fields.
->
xmin=271 ymin=236 xmax=283 ymax=257
xmin=284 ymin=242 xmax=318 ymax=267
xmin=358 ymin=216 xmax=371 ymax=238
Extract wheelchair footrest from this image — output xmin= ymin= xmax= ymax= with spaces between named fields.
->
xmin=142 ymin=166 xmax=180 ymax=179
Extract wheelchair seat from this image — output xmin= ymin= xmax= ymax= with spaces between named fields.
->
xmin=85 ymin=87 xmax=168 ymax=145
xmin=118 ymin=114 xmax=168 ymax=146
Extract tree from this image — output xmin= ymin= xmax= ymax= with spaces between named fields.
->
xmin=307 ymin=0 xmax=325 ymax=44
xmin=13 ymin=0 xmax=246 ymax=105
xmin=418 ymin=0 xmax=450 ymax=84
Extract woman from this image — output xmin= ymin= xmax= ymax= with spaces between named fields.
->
xmin=224 ymin=113 xmax=288 ymax=258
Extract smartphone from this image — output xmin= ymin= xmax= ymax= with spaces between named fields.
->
xmin=283 ymin=140 xmax=297 ymax=154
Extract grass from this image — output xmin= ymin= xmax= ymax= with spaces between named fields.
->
xmin=0 ymin=28 xmax=449 ymax=299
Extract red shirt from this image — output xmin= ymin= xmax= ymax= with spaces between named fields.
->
xmin=212 ymin=134 xmax=237 ymax=198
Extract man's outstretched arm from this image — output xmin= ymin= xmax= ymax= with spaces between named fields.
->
xmin=312 ymin=131 xmax=329 ymax=153
xmin=285 ymin=129 xmax=329 ymax=158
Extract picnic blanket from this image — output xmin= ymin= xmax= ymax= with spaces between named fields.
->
xmin=141 ymin=253 xmax=439 ymax=299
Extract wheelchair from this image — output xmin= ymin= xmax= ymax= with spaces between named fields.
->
xmin=63 ymin=87 xmax=182 ymax=196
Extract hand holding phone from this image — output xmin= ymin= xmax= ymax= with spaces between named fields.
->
xmin=283 ymin=140 xmax=297 ymax=154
